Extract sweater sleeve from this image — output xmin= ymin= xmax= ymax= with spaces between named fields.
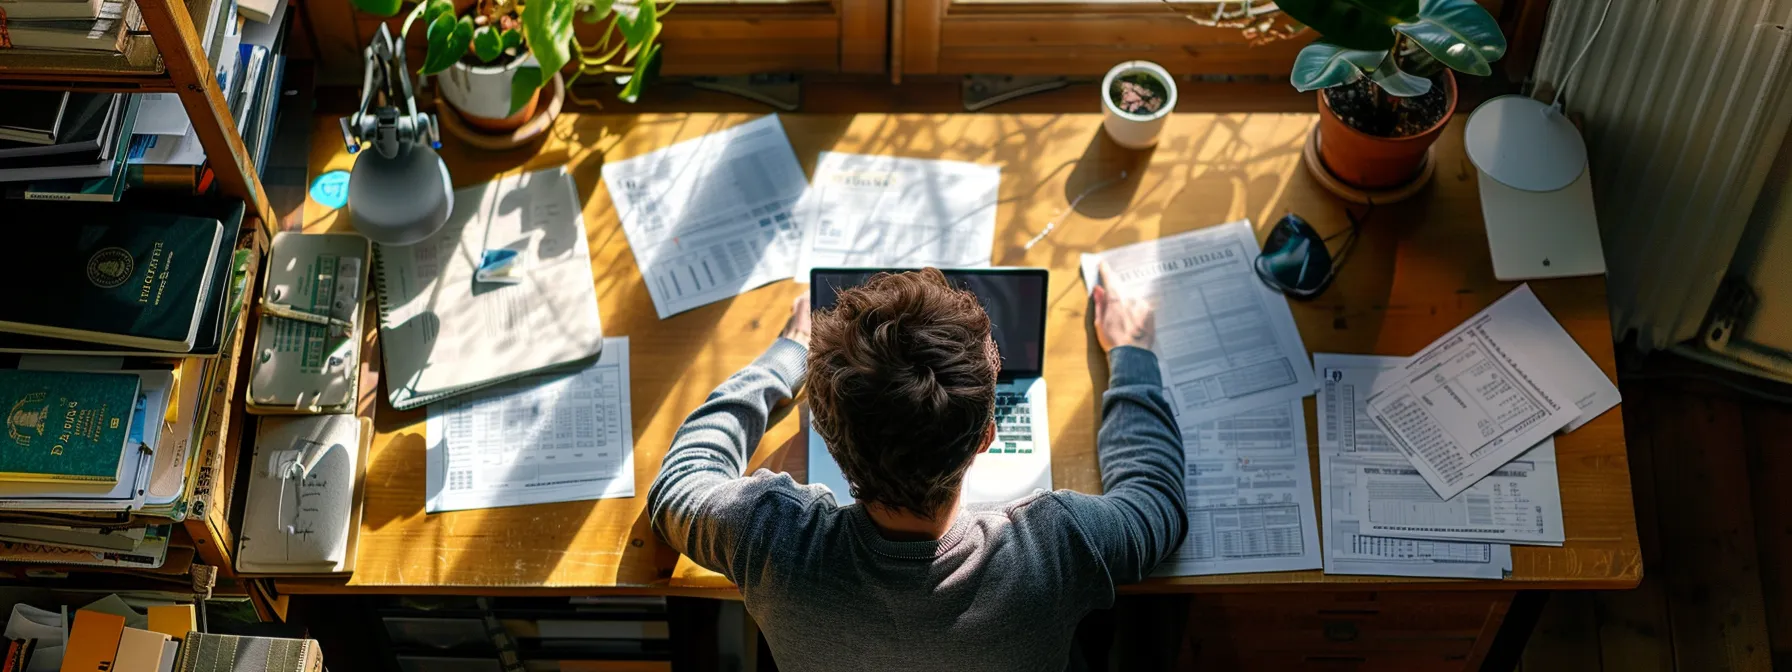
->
xmin=647 ymin=338 xmax=812 ymax=577
xmin=1053 ymin=346 xmax=1188 ymax=604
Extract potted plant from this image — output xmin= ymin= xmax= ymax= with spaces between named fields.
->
xmin=1100 ymin=61 xmax=1178 ymax=149
xmin=1277 ymin=0 xmax=1507 ymax=191
xmin=351 ymin=0 xmax=674 ymax=131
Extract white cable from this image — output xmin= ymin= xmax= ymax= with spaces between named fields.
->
xmin=1554 ymin=0 xmax=1616 ymax=111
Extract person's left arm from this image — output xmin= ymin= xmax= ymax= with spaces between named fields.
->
xmin=646 ymin=297 xmax=811 ymax=575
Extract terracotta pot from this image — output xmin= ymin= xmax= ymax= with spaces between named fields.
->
xmin=1315 ymin=71 xmax=1457 ymax=190
xmin=436 ymin=55 xmax=542 ymax=133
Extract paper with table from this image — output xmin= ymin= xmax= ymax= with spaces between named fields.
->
xmin=1154 ymin=399 xmax=1323 ymax=576
xmin=1080 ymin=219 xmax=1319 ymax=427
xmin=793 ymin=152 xmax=1000 ymax=277
xmin=426 ymin=337 xmax=635 ymax=513
xmin=1317 ymin=353 xmax=1517 ymax=578
xmin=603 ymin=115 xmax=809 ymax=318
xmin=1362 ymin=284 xmax=1617 ymax=500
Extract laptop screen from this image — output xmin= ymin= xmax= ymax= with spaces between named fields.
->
xmin=810 ymin=268 xmax=1049 ymax=379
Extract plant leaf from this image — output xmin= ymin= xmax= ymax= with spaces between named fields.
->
xmin=523 ymin=0 xmax=578 ymax=77
xmin=1393 ymin=0 xmax=1506 ymax=76
xmin=580 ymin=0 xmax=615 ymax=23
xmin=426 ymin=0 xmax=455 ymax=23
xmin=501 ymin=28 xmax=523 ymax=51
xmin=1369 ymin=50 xmax=1432 ymax=96
xmin=616 ymin=0 xmax=658 ymax=48
xmin=1272 ymin=0 xmax=1416 ymax=52
xmin=1290 ymin=41 xmax=1383 ymax=92
xmin=420 ymin=12 xmax=469 ymax=75
xmin=349 ymin=0 xmax=402 ymax=18
xmin=509 ymin=65 xmax=545 ymax=116
xmin=618 ymin=42 xmax=661 ymax=103
xmin=472 ymin=25 xmax=503 ymax=62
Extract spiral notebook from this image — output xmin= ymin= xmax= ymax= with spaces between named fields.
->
xmin=373 ymin=167 xmax=604 ymax=410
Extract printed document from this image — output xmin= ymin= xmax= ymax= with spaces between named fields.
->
xmin=602 ymin=116 xmax=809 ymax=318
xmin=1321 ymin=353 xmax=1564 ymax=546
xmin=793 ymin=152 xmax=1000 ymax=277
xmin=1081 ymin=220 xmax=1318 ymax=426
xmin=1363 ymin=286 xmax=1588 ymax=500
xmin=1317 ymin=353 xmax=1525 ymax=578
xmin=1154 ymin=400 xmax=1323 ymax=577
xmin=426 ymin=338 xmax=635 ymax=513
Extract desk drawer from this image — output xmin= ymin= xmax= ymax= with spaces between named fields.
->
xmin=1180 ymin=591 xmax=1511 ymax=671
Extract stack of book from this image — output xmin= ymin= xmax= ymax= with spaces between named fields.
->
xmin=123 ymin=0 xmax=290 ymax=195
xmin=0 ymin=198 xmax=259 ymax=586
xmin=0 ymin=0 xmax=289 ymax=202
xmin=0 ymin=0 xmax=145 ymax=54
xmin=2 ymin=596 xmax=324 ymax=671
xmin=0 ymin=92 xmax=139 ymax=202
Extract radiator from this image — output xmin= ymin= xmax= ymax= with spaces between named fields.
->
xmin=1529 ymin=0 xmax=1792 ymax=350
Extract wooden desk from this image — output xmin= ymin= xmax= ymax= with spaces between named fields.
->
xmin=286 ymin=112 xmax=1639 ymax=598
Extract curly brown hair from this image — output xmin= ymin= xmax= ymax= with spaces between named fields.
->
xmin=807 ymin=268 xmax=1002 ymax=518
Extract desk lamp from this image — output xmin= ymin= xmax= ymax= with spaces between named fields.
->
xmin=1464 ymin=95 xmax=1606 ymax=281
xmin=339 ymin=23 xmax=453 ymax=246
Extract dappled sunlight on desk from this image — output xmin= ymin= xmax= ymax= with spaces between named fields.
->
xmin=277 ymin=111 xmax=1635 ymax=595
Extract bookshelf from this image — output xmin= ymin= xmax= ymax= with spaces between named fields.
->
xmin=0 ymin=0 xmax=276 ymax=234
xmin=0 ymin=0 xmax=286 ymax=621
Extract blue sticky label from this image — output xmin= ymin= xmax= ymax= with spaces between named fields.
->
xmin=309 ymin=170 xmax=351 ymax=210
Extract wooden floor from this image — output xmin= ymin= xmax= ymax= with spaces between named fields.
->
xmin=1516 ymin=352 xmax=1792 ymax=671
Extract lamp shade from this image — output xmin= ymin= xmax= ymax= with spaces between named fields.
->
xmin=348 ymin=143 xmax=454 ymax=246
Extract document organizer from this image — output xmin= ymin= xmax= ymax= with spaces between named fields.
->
xmin=247 ymin=233 xmax=372 ymax=415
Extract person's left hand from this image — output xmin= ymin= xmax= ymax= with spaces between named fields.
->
xmin=781 ymin=294 xmax=812 ymax=348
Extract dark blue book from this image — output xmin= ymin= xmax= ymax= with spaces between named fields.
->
xmin=3 ymin=203 xmax=225 ymax=352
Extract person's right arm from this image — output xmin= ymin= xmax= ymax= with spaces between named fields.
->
xmin=1062 ymin=347 xmax=1187 ymax=585
xmin=1055 ymin=265 xmax=1187 ymax=591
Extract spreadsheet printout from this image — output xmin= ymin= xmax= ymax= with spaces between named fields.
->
xmin=1080 ymin=220 xmax=1318 ymax=427
xmin=794 ymin=152 xmax=1000 ymax=277
xmin=1319 ymin=353 xmax=1563 ymax=545
xmin=602 ymin=116 xmax=809 ymax=318
xmin=1153 ymin=400 xmax=1323 ymax=577
xmin=1362 ymin=288 xmax=1581 ymax=500
xmin=1317 ymin=353 xmax=1515 ymax=577
xmin=425 ymin=338 xmax=635 ymax=513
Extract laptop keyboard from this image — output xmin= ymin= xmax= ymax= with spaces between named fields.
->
xmin=992 ymin=392 xmax=1035 ymax=454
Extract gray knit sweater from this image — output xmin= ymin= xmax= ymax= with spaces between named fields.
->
xmin=647 ymin=338 xmax=1186 ymax=672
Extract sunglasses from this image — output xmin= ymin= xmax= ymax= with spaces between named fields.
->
xmin=1253 ymin=209 xmax=1368 ymax=299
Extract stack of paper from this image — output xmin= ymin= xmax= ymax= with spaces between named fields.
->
xmin=602 ymin=116 xmax=1007 ymax=318
xmin=1082 ymin=220 xmax=1325 ymax=577
xmin=1316 ymin=284 xmax=1620 ymax=578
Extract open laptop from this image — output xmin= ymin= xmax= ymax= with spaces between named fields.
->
xmin=806 ymin=268 xmax=1054 ymax=506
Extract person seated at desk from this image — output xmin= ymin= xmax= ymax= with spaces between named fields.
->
xmin=647 ymin=267 xmax=1186 ymax=671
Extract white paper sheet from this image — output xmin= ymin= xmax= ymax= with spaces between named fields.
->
xmin=1362 ymin=286 xmax=1592 ymax=499
xmin=1153 ymin=400 xmax=1322 ymax=577
xmin=793 ymin=152 xmax=1000 ymax=278
xmin=426 ymin=337 xmax=635 ymax=513
xmin=133 ymin=94 xmax=191 ymax=136
xmin=1315 ymin=353 xmax=1515 ymax=578
xmin=602 ymin=116 xmax=808 ymax=318
xmin=1080 ymin=220 xmax=1318 ymax=427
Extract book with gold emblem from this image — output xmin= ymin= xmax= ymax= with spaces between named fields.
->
xmin=0 ymin=369 xmax=139 ymax=484
xmin=0 ymin=204 xmax=224 ymax=352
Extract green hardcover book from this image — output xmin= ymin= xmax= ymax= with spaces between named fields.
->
xmin=0 ymin=370 xmax=139 ymax=484
xmin=1 ymin=203 xmax=224 ymax=352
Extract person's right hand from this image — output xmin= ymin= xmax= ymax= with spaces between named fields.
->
xmin=1093 ymin=262 xmax=1155 ymax=352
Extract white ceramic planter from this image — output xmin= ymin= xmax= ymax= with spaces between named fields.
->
xmin=436 ymin=53 xmax=538 ymax=122
xmin=1100 ymin=61 xmax=1178 ymax=149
